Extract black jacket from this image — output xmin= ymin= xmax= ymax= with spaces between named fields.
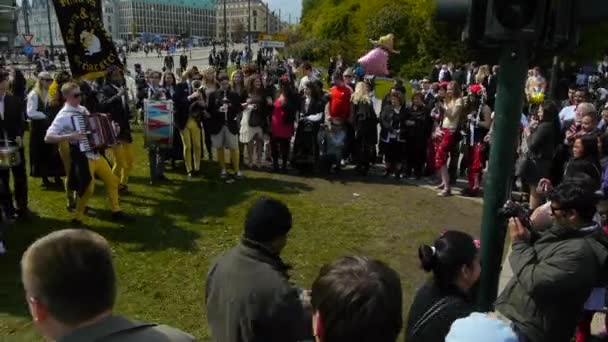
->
xmin=207 ymin=88 xmax=242 ymax=135
xmin=179 ymin=54 xmax=188 ymax=69
xmin=205 ymin=239 xmax=311 ymax=342
xmin=353 ymin=101 xmax=378 ymax=145
xmin=0 ymin=94 xmax=24 ymax=140
xmin=405 ymin=280 xmax=475 ymax=342
xmin=380 ymin=104 xmax=410 ymax=142
xmin=173 ymin=82 xmax=193 ymax=130
xmin=100 ymin=83 xmax=133 ymax=143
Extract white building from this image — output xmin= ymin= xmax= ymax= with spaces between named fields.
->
xmin=102 ymin=0 xmax=120 ymax=43
xmin=215 ymin=0 xmax=281 ymax=42
xmin=16 ymin=0 xmax=64 ymax=47
xmin=116 ymin=0 xmax=216 ymax=41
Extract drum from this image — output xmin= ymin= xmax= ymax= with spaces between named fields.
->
xmin=0 ymin=141 xmax=22 ymax=169
xmin=144 ymin=99 xmax=174 ymax=149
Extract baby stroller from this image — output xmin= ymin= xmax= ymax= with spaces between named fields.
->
xmin=318 ymin=119 xmax=347 ymax=175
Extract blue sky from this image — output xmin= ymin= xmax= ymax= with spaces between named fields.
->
xmin=267 ymin=0 xmax=302 ymax=23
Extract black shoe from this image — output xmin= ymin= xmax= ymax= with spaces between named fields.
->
xmin=118 ymin=184 xmax=129 ymax=195
xmin=54 ymin=177 xmax=63 ymax=185
xmin=187 ymin=172 xmax=193 ymax=179
xmin=111 ymin=211 xmax=134 ymax=222
xmin=42 ymin=178 xmax=53 ymax=188
xmin=16 ymin=208 xmax=34 ymax=222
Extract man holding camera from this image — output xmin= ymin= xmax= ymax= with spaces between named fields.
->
xmin=495 ymin=181 xmax=608 ymax=342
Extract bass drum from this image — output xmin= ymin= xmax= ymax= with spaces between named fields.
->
xmin=0 ymin=141 xmax=22 ymax=169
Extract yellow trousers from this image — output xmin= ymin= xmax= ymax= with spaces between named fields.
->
xmin=217 ymin=148 xmax=240 ymax=173
xmin=76 ymin=158 xmax=120 ymax=221
xmin=58 ymin=141 xmax=73 ymax=206
xmin=112 ymin=143 xmax=135 ymax=185
xmin=180 ymin=118 xmax=202 ymax=173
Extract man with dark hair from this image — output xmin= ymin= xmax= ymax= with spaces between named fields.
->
xmin=311 ymin=256 xmax=403 ymax=342
xmin=21 ymin=229 xmax=195 ymax=341
xmin=495 ymin=181 xmax=608 ymax=342
xmin=205 ymin=197 xmax=311 ymax=342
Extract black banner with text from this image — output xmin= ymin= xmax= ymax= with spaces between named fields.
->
xmin=52 ymin=0 xmax=122 ymax=79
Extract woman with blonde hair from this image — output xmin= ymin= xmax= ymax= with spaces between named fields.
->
xmin=201 ymin=67 xmax=218 ymax=159
xmin=434 ymin=81 xmax=464 ymax=197
xmin=475 ymin=65 xmax=490 ymax=88
xmin=240 ymin=75 xmax=270 ymax=169
xmin=28 ymin=72 xmax=64 ymax=188
xmin=352 ymin=80 xmax=379 ymax=175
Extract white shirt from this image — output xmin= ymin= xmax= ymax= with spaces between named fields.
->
xmin=559 ymin=105 xmax=576 ymax=128
xmin=46 ymin=103 xmax=100 ymax=160
xmin=27 ymin=91 xmax=48 ymax=120
xmin=298 ymin=75 xmax=316 ymax=93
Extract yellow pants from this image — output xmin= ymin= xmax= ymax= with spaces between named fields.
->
xmin=180 ymin=118 xmax=202 ymax=173
xmin=76 ymin=158 xmax=120 ymax=221
xmin=58 ymin=141 xmax=73 ymax=206
xmin=217 ymin=148 xmax=240 ymax=173
xmin=112 ymin=143 xmax=135 ymax=185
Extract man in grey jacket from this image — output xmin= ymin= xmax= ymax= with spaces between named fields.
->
xmin=496 ymin=180 xmax=608 ymax=342
xmin=21 ymin=229 xmax=195 ymax=342
xmin=205 ymin=197 xmax=312 ymax=342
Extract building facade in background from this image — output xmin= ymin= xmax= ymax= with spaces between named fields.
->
xmin=16 ymin=0 xmax=64 ymax=47
xmin=117 ymin=0 xmax=216 ymax=41
xmin=0 ymin=0 xmax=17 ymax=50
xmin=102 ymin=0 xmax=120 ymax=42
xmin=216 ymin=0 xmax=282 ymax=42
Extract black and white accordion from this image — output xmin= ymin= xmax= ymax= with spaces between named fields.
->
xmin=70 ymin=112 xmax=118 ymax=152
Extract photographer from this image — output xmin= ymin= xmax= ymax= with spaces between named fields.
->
xmin=495 ymin=180 xmax=608 ymax=342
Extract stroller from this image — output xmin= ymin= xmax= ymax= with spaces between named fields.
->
xmin=318 ymin=119 xmax=347 ymax=175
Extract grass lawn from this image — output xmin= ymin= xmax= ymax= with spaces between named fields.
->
xmin=0 ymin=130 xmax=482 ymax=341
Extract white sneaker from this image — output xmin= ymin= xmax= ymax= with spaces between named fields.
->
xmin=236 ymin=171 xmax=244 ymax=179
xmin=220 ymin=170 xmax=228 ymax=179
xmin=0 ymin=241 xmax=6 ymax=255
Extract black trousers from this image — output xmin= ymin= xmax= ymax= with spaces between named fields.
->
xmin=0 ymin=148 xmax=28 ymax=216
xmin=405 ymin=135 xmax=428 ymax=177
xmin=271 ymin=137 xmax=290 ymax=168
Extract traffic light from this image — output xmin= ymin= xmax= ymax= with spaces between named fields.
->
xmin=435 ymin=0 xmax=608 ymax=50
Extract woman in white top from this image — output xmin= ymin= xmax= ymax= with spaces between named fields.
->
xmin=28 ymin=71 xmax=64 ymax=187
xmin=434 ymin=81 xmax=464 ymax=197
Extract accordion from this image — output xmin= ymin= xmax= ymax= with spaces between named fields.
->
xmin=70 ymin=113 xmax=118 ymax=152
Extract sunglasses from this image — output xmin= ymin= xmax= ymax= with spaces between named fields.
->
xmin=42 ymin=78 xmax=53 ymax=81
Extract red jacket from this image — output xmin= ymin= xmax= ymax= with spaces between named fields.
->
xmin=329 ymin=85 xmax=352 ymax=121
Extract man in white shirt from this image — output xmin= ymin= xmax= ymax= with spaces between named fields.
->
xmin=558 ymin=89 xmax=587 ymax=129
xmin=45 ymin=82 xmax=130 ymax=225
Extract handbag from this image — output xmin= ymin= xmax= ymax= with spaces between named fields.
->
xmin=515 ymin=154 xmax=539 ymax=180
xmin=408 ymin=296 xmax=458 ymax=339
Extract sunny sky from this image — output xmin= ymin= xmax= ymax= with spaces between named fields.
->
xmin=267 ymin=0 xmax=302 ymax=23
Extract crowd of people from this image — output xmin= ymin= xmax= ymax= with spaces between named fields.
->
xmin=4 ymin=44 xmax=608 ymax=340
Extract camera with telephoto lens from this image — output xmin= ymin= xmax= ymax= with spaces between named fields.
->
xmin=498 ymin=200 xmax=532 ymax=230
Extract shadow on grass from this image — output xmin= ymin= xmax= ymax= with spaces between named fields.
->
xmin=0 ymin=215 xmax=75 ymax=320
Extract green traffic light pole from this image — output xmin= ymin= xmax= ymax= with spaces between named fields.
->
xmin=477 ymin=40 xmax=529 ymax=311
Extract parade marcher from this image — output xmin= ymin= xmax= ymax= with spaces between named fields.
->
xmin=460 ymin=84 xmax=492 ymax=197
xmin=100 ymin=66 xmax=134 ymax=195
xmin=403 ymin=92 xmax=431 ymax=179
xmin=270 ymin=76 xmax=298 ymax=173
xmin=292 ymin=80 xmax=325 ymax=172
xmin=146 ymin=71 xmax=169 ymax=184
xmin=328 ymin=72 xmax=353 ymax=164
xmin=241 ymin=75 xmax=271 ymax=169
xmin=163 ymin=51 xmax=174 ymax=72
xmin=45 ymin=82 xmax=131 ymax=225
xmin=0 ymin=71 xmax=28 ymax=221
xmin=179 ymin=52 xmax=188 ymax=71
xmin=351 ymin=81 xmax=379 ymax=176
xmin=231 ymin=70 xmax=248 ymax=167
xmin=435 ymin=81 xmax=464 ymax=197
xmin=201 ymin=67 xmax=219 ymax=160
xmin=297 ymin=62 xmax=316 ymax=94
xmin=27 ymin=72 xmax=64 ymax=188
xmin=208 ymin=73 xmax=243 ymax=179
xmin=379 ymin=85 xmax=409 ymax=179
xmin=178 ymin=72 xmax=204 ymax=178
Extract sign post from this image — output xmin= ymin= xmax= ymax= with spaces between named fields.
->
xmin=22 ymin=34 xmax=34 ymax=56
xmin=258 ymin=33 xmax=287 ymax=48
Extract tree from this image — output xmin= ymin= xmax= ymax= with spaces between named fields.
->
xmin=233 ymin=21 xmax=245 ymax=43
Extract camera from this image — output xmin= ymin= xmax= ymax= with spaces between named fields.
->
xmin=498 ymin=200 xmax=532 ymax=230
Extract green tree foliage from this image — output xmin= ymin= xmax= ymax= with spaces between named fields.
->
xmin=290 ymin=0 xmax=468 ymax=78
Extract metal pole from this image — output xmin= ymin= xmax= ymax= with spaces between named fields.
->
xmin=548 ymin=55 xmax=559 ymax=101
xmin=247 ymin=0 xmax=251 ymax=51
xmin=477 ymin=41 xmax=529 ymax=311
xmin=46 ymin=0 xmax=54 ymax=60
xmin=223 ymin=0 xmax=227 ymax=60
xmin=266 ymin=3 xmax=269 ymax=33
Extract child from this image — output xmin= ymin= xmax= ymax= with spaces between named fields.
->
xmin=318 ymin=119 xmax=347 ymax=175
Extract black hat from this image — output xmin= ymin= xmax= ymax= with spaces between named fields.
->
xmin=244 ymin=197 xmax=292 ymax=242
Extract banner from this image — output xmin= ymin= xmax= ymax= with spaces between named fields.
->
xmin=52 ymin=0 xmax=122 ymax=80
xmin=144 ymin=100 xmax=174 ymax=148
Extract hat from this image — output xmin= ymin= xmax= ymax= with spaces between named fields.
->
xmin=446 ymin=313 xmax=518 ymax=342
xmin=469 ymin=84 xmax=484 ymax=95
xmin=343 ymin=68 xmax=354 ymax=77
xmin=244 ymin=197 xmax=292 ymax=243
xmin=372 ymin=34 xmax=400 ymax=54
xmin=37 ymin=71 xmax=51 ymax=80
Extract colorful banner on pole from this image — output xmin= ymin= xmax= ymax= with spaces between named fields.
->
xmin=52 ymin=0 xmax=122 ymax=79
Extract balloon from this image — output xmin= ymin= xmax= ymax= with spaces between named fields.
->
xmin=358 ymin=47 xmax=389 ymax=77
